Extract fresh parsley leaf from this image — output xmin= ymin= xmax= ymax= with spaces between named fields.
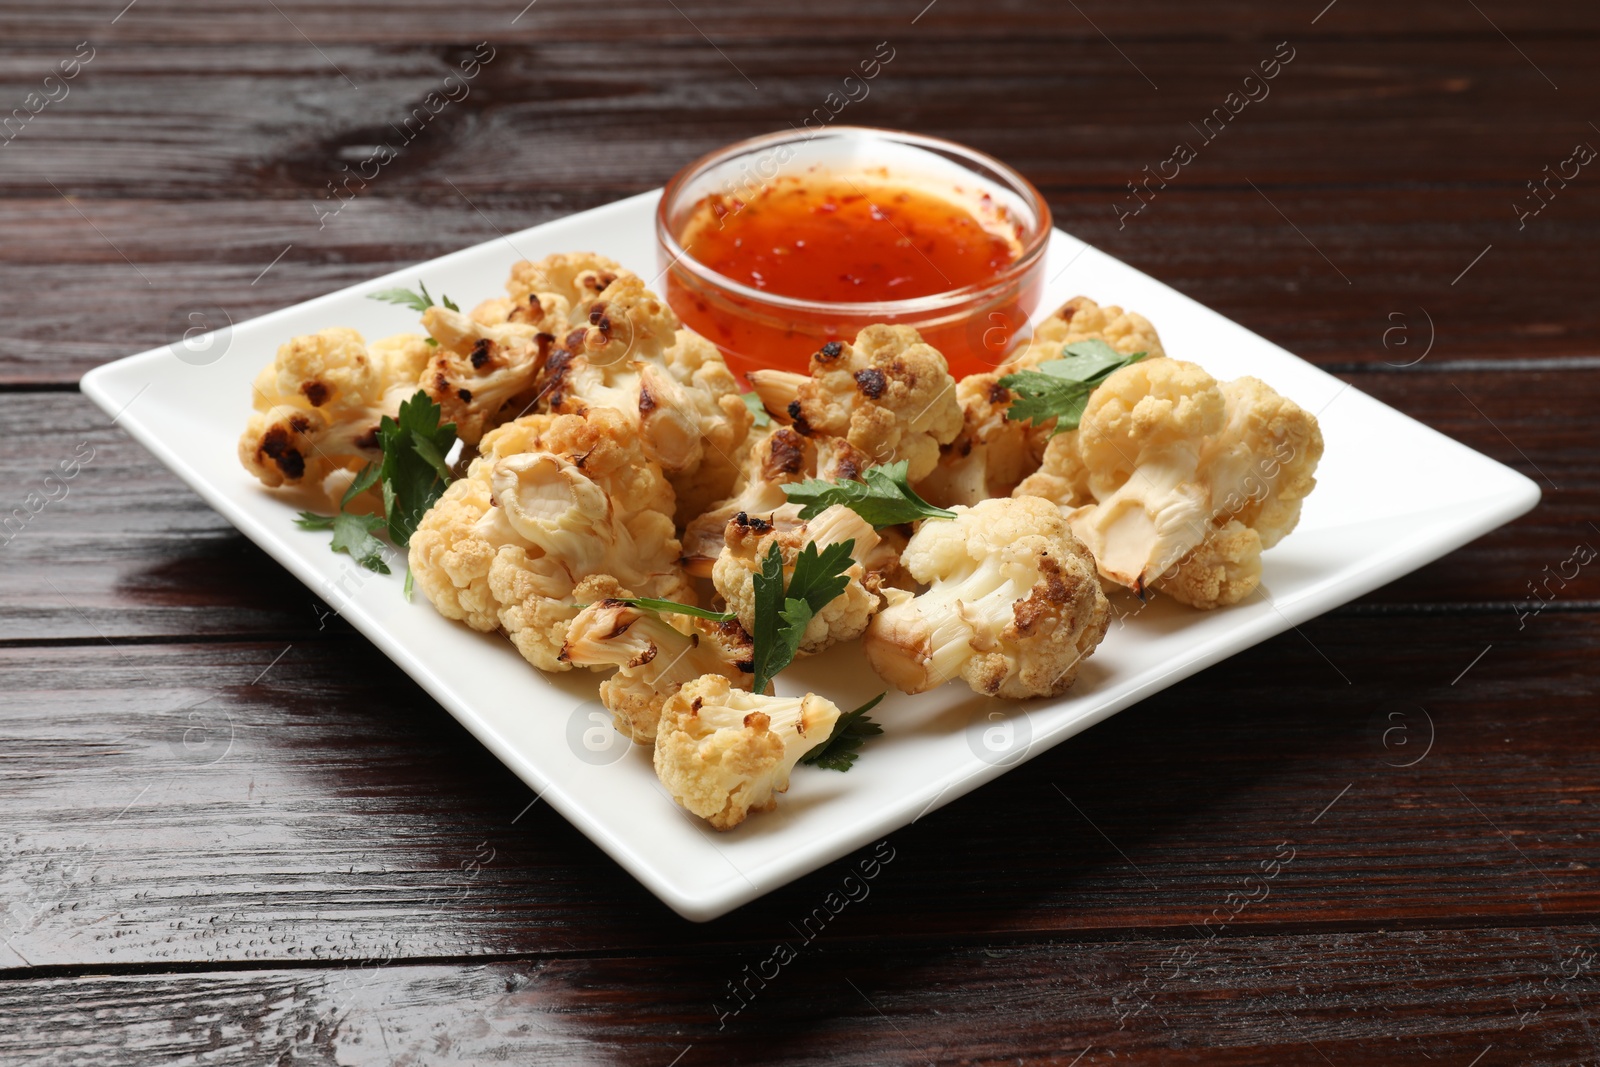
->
xmin=783 ymin=459 xmax=956 ymax=526
xmin=785 ymin=538 xmax=856 ymax=610
xmin=1047 ymin=338 xmax=1139 ymax=381
xmin=295 ymin=510 xmax=392 ymax=575
xmin=741 ymin=391 xmax=771 ymax=428
xmin=341 ymin=462 xmax=380 ymax=509
xmin=376 ymin=391 xmax=458 ymax=547
xmin=749 ymin=538 xmax=857 ymax=693
xmin=801 ymin=692 xmax=885 ymax=771
xmin=1000 ymin=340 xmax=1148 ymax=434
xmin=750 ymin=541 xmax=787 ymax=694
xmin=367 ymin=282 xmax=458 ymax=315
xmin=774 ymin=596 xmax=815 ymax=683
xmin=610 ymin=597 xmax=737 ymax=623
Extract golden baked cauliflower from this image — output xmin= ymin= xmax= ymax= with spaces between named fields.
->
xmin=863 ymin=496 xmax=1110 ymax=699
xmin=653 ymin=674 xmax=841 ymax=830
xmin=1027 ymin=295 xmax=1166 ymax=362
xmin=915 ymin=371 xmax=1040 ymax=507
xmin=539 ymin=274 xmax=753 ymax=483
xmin=418 ymin=309 xmax=551 ymax=446
xmin=421 ymin=254 xmax=654 ymax=446
xmin=1027 ymin=358 xmax=1322 ymax=608
xmin=714 ymin=504 xmax=884 ymax=656
xmin=239 ymin=328 xmax=432 ymax=502
xmin=407 ymin=407 xmax=692 ymax=670
xmin=679 ymin=424 xmax=816 ymax=576
xmin=560 ymin=601 xmax=755 ymax=743
xmin=746 ymin=326 xmax=962 ymax=482
xmin=469 ymin=252 xmax=626 ymax=328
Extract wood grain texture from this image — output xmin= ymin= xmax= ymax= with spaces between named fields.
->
xmin=1 ymin=608 xmax=1594 ymax=969
xmin=2 ymin=928 xmax=1599 ymax=1066
xmin=2 ymin=29 xmax=1597 ymax=378
xmin=3 ymin=0 xmax=1600 ymax=43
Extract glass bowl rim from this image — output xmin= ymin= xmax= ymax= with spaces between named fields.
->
xmin=654 ymin=125 xmax=1053 ymax=317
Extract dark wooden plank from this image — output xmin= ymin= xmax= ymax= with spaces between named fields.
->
xmin=1 ymin=604 xmax=1595 ymax=968
xmin=2 ymin=926 xmax=1598 ymax=1065
xmin=4 ymin=183 xmax=1599 ymax=380
xmin=1 ymin=366 xmax=1589 ymax=642
xmin=3 ymin=28 xmax=1596 ymax=380
xmin=6 ymin=37 xmax=1594 ymax=200
xmin=4 ymin=0 xmax=1599 ymax=43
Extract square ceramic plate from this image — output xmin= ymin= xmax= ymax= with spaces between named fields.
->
xmin=81 ymin=190 xmax=1540 ymax=920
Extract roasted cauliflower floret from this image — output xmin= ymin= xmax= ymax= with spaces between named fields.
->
xmin=863 ymin=496 xmax=1110 ymax=698
xmin=407 ymin=408 xmax=692 ymax=670
xmin=404 ymin=469 xmax=504 ymax=631
xmin=658 ymin=329 xmax=756 ymax=522
xmin=1155 ymin=519 xmax=1263 ymax=611
xmin=470 ymin=252 xmax=626 ymax=327
xmin=653 ymin=675 xmax=841 ymax=830
xmin=747 ymin=326 xmax=962 ymax=482
xmin=419 ymin=308 xmax=551 ymax=446
xmin=560 ymin=602 xmax=756 ymax=743
xmin=916 ymin=371 xmax=1040 ymax=507
xmin=239 ymin=328 xmax=432 ymax=501
xmin=714 ymin=504 xmax=883 ymax=656
xmin=680 ymin=425 xmax=816 ymax=576
xmin=1013 ymin=430 xmax=1093 ymax=510
xmin=1026 ymin=295 xmax=1166 ymax=361
xmin=1194 ymin=376 xmax=1324 ymax=552
xmin=539 ymin=275 xmax=753 ymax=479
xmin=1048 ymin=359 xmax=1322 ymax=607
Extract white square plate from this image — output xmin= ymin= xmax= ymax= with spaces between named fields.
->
xmin=82 ymin=190 xmax=1539 ymax=920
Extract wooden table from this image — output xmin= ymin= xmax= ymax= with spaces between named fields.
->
xmin=3 ymin=1 xmax=1596 ymax=1063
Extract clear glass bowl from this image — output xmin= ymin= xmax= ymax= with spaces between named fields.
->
xmin=655 ymin=126 xmax=1052 ymax=380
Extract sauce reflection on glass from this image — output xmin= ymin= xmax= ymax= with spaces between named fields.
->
xmin=666 ymin=171 xmax=1038 ymax=380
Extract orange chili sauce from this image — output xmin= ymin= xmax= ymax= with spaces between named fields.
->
xmin=667 ymin=175 xmax=1031 ymax=380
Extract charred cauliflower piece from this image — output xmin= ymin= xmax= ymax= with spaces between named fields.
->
xmin=239 ymin=328 xmax=432 ymax=501
xmin=654 ymin=675 xmax=841 ymax=830
xmin=419 ymin=309 xmax=550 ymax=446
xmin=407 ymin=408 xmax=692 ymax=670
xmin=915 ymin=371 xmax=1040 ymax=507
xmin=470 ymin=252 xmax=626 ymax=327
xmin=680 ymin=425 xmax=816 ymax=576
xmin=1035 ymin=359 xmax=1322 ymax=608
xmin=424 ymin=253 xmax=637 ymax=445
xmin=714 ymin=504 xmax=884 ymax=656
xmin=747 ymin=326 xmax=962 ymax=482
xmin=863 ymin=496 xmax=1110 ymax=699
xmin=560 ymin=601 xmax=755 ymax=743
xmin=539 ymin=275 xmax=753 ymax=481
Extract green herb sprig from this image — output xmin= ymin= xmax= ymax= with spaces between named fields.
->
xmin=296 ymin=390 xmax=456 ymax=595
xmin=782 ymin=460 xmax=955 ymax=526
xmin=801 ymin=693 xmax=885 ymax=771
xmin=369 ymin=283 xmax=459 ymax=345
xmin=750 ymin=538 xmax=856 ymax=694
xmin=741 ymin=391 xmax=772 ymax=429
xmin=368 ymin=282 xmax=459 ymax=314
xmin=1000 ymin=339 xmax=1148 ymax=434
xmin=606 ymin=597 xmax=737 ymax=623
